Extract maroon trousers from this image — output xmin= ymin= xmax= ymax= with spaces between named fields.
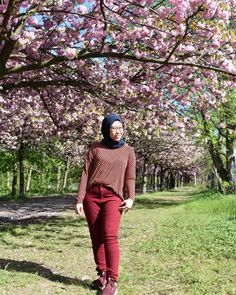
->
xmin=83 ymin=185 xmax=123 ymax=281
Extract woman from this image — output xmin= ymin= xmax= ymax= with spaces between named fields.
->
xmin=75 ymin=113 xmax=136 ymax=295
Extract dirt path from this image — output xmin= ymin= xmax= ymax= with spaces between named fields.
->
xmin=0 ymin=190 xmax=193 ymax=225
xmin=0 ymin=195 xmax=75 ymax=224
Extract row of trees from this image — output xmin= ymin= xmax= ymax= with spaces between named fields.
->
xmin=0 ymin=120 xmax=206 ymax=197
xmin=0 ymin=144 xmax=82 ymax=196
xmin=0 ymin=0 xmax=235 ymax=196
xmin=0 ymin=98 xmax=235 ymax=196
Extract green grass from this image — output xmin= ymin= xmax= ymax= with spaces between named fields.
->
xmin=0 ymin=189 xmax=236 ymax=294
xmin=184 ymin=193 xmax=236 ymax=218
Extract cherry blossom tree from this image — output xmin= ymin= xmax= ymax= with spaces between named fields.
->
xmin=123 ymin=109 xmax=206 ymax=193
xmin=188 ymin=90 xmax=236 ymax=193
xmin=1 ymin=0 xmax=235 ymax=99
xmin=1 ymin=0 xmax=236 ymax=194
xmin=0 ymin=90 xmax=105 ymax=197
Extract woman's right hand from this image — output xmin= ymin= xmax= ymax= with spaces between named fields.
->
xmin=75 ymin=203 xmax=84 ymax=216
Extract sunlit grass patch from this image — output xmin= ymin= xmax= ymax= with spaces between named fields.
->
xmin=0 ymin=189 xmax=236 ymax=294
xmin=119 ymin=190 xmax=236 ymax=294
xmin=183 ymin=194 xmax=236 ymax=218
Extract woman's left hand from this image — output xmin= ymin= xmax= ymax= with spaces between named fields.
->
xmin=119 ymin=198 xmax=134 ymax=213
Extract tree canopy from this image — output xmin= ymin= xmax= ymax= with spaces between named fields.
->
xmin=0 ymin=0 xmax=236 ymax=195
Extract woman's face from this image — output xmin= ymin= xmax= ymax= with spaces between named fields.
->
xmin=109 ymin=121 xmax=124 ymax=142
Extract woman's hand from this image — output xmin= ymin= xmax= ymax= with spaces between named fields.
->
xmin=75 ymin=203 xmax=84 ymax=216
xmin=119 ymin=198 xmax=134 ymax=213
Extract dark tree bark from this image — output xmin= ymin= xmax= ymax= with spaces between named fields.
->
xmin=169 ymin=172 xmax=176 ymax=189
xmin=56 ymin=165 xmax=61 ymax=192
xmin=208 ymin=140 xmax=234 ymax=193
xmin=63 ymin=157 xmax=70 ymax=191
xmin=201 ymin=111 xmax=235 ymax=193
xmin=12 ymin=163 xmax=18 ymax=197
xmin=26 ymin=166 xmax=33 ymax=192
xmin=6 ymin=171 xmax=10 ymax=191
xmin=18 ymin=143 xmax=25 ymax=198
xmin=153 ymin=163 xmax=158 ymax=192
xmin=142 ymin=156 xmax=148 ymax=194
xmin=159 ymin=166 xmax=165 ymax=191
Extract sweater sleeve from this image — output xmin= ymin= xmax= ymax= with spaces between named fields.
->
xmin=75 ymin=146 xmax=94 ymax=204
xmin=124 ymin=147 xmax=136 ymax=200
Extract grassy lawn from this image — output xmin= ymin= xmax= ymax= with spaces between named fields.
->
xmin=0 ymin=189 xmax=236 ymax=295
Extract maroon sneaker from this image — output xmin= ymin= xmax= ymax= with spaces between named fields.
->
xmin=102 ymin=278 xmax=117 ymax=295
xmin=91 ymin=272 xmax=107 ymax=290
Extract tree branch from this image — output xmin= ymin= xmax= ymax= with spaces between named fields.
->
xmin=2 ymin=51 xmax=236 ymax=78
xmin=155 ymin=6 xmax=204 ymax=72
xmin=0 ymin=78 xmax=95 ymax=92
xmin=36 ymin=89 xmax=61 ymax=128
xmin=0 ymin=0 xmax=20 ymax=70
xmin=99 ymin=0 xmax=109 ymax=52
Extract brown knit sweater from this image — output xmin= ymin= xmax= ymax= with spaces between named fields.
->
xmin=76 ymin=142 xmax=136 ymax=204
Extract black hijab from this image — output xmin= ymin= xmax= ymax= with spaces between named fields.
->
xmin=101 ymin=113 xmax=125 ymax=149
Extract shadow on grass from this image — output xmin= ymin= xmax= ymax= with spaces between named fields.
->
xmin=0 ymin=258 xmax=93 ymax=290
xmin=0 ymin=214 xmax=86 ymax=226
xmin=134 ymin=189 xmax=221 ymax=210
xmin=0 ymin=216 xmax=88 ymax=249
xmin=188 ymin=189 xmax=222 ymax=199
xmin=134 ymin=197 xmax=189 ymax=210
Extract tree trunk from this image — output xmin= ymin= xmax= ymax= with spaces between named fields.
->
xmin=226 ymin=136 xmax=234 ymax=181
xmin=0 ymin=174 xmax=3 ymax=192
xmin=56 ymin=166 xmax=61 ymax=192
xmin=193 ymin=172 xmax=197 ymax=186
xmin=165 ymin=175 xmax=169 ymax=190
xmin=26 ymin=166 xmax=33 ymax=192
xmin=208 ymin=142 xmax=229 ymax=181
xmin=153 ymin=163 xmax=158 ymax=192
xmin=63 ymin=157 xmax=70 ymax=191
xmin=209 ymin=141 xmax=234 ymax=193
xmin=169 ymin=172 xmax=176 ymax=189
xmin=6 ymin=171 xmax=10 ymax=191
xmin=142 ymin=157 xmax=148 ymax=194
xmin=12 ymin=163 xmax=18 ymax=197
xmin=202 ymin=110 xmax=235 ymax=193
xmin=18 ymin=144 xmax=25 ymax=198
xmin=39 ymin=152 xmax=46 ymax=192
xmin=159 ymin=166 xmax=164 ymax=191
xmin=176 ymin=173 xmax=180 ymax=188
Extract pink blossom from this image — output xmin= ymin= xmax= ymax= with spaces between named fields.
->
xmin=27 ymin=17 xmax=39 ymax=27
xmin=177 ymin=23 xmax=186 ymax=35
xmin=64 ymin=48 xmax=77 ymax=60
xmin=204 ymin=2 xmax=218 ymax=19
xmin=185 ymin=45 xmax=195 ymax=52
xmin=222 ymin=60 xmax=236 ymax=73
xmin=78 ymin=5 xmax=88 ymax=14
xmin=158 ymin=7 xmax=171 ymax=20
xmin=0 ymin=4 xmax=7 ymax=13
xmin=9 ymin=34 xmax=19 ymax=41
xmin=212 ymin=38 xmax=221 ymax=48
xmin=26 ymin=31 xmax=36 ymax=40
